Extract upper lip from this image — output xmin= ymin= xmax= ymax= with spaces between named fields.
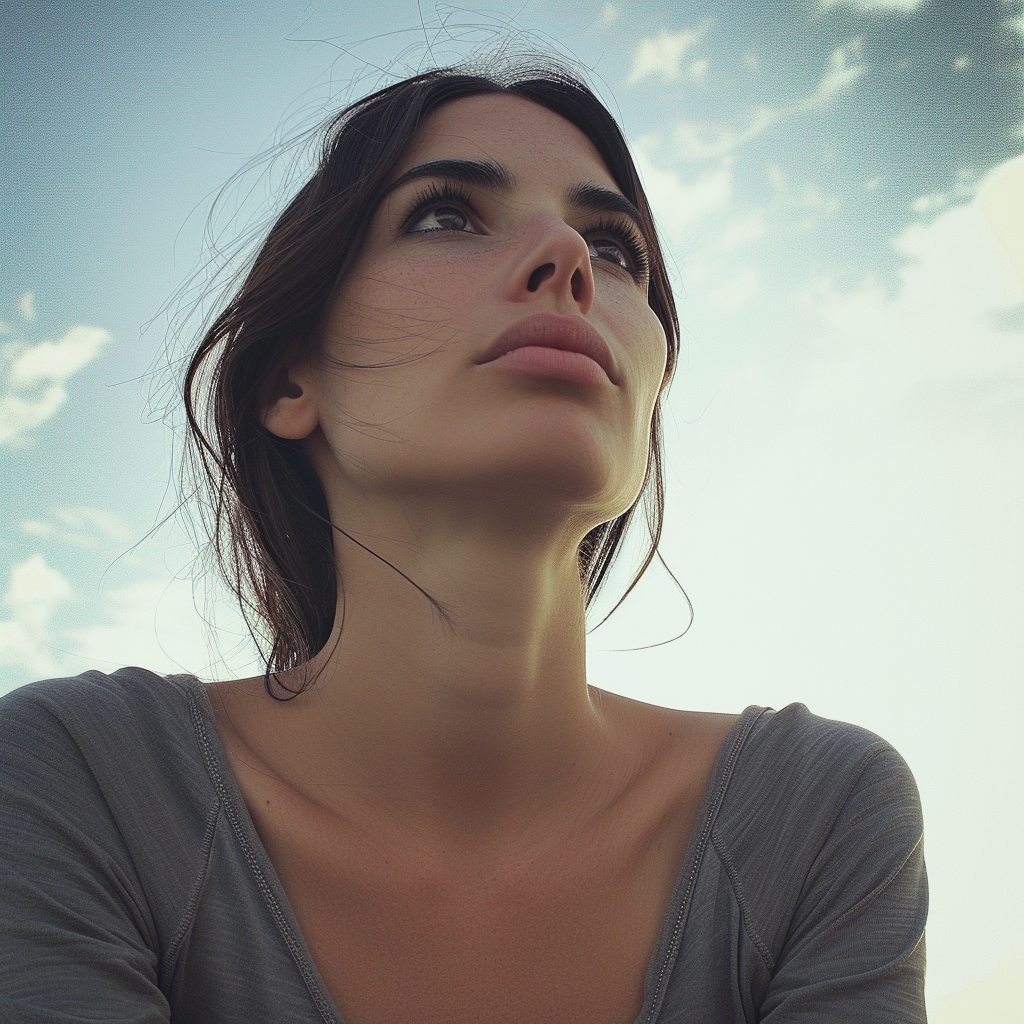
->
xmin=475 ymin=312 xmax=620 ymax=386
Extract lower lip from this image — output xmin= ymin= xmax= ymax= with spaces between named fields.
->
xmin=483 ymin=346 xmax=610 ymax=386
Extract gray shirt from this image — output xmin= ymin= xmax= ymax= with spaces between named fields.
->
xmin=0 ymin=668 xmax=927 ymax=1022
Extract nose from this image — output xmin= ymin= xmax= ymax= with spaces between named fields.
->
xmin=508 ymin=214 xmax=596 ymax=316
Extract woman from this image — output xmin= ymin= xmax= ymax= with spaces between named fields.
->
xmin=0 ymin=63 xmax=927 ymax=1022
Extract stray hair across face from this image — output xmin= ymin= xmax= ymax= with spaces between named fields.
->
xmin=182 ymin=61 xmax=681 ymax=696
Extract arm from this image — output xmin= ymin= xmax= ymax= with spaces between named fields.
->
xmin=759 ymin=742 xmax=928 ymax=1022
xmin=0 ymin=685 xmax=171 ymax=1024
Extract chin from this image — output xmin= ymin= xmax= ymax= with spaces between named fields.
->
xmin=451 ymin=443 xmax=638 ymax=514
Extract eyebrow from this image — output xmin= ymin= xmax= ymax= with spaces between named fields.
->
xmin=384 ymin=159 xmax=517 ymax=195
xmin=565 ymin=182 xmax=645 ymax=233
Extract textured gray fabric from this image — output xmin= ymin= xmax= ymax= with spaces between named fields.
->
xmin=0 ymin=668 xmax=927 ymax=1022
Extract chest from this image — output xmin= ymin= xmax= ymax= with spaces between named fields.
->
xmin=247 ymin=800 xmax=698 ymax=1024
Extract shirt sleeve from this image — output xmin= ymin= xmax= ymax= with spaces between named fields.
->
xmin=0 ymin=683 xmax=171 ymax=1024
xmin=758 ymin=739 xmax=928 ymax=1022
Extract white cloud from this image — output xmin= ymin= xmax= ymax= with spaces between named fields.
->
xmin=929 ymin=954 xmax=1024 ymax=1024
xmin=0 ymin=555 xmax=74 ymax=680
xmin=707 ymin=266 xmax=761 ymax=310
xmin=953 ymin=54 xmax=971 ymax=71
xmin=820 ymin=0 xmax=924 ymax=11
xmin=909 ymin=166 xmax=983 ymax=219
xmin=666 ymin=109 xmax=776 ymax=161
xmin=597 ymin=3 xmax=620 ymax=26
xmin=0 ymin=324 xmax=112 ymax=445
xmin=716 ymin=211 xmax=768 ymax=252
xmin=630 ymin=143 xmax=733 ymax=242
xmin=651 ymin=37 xmax=865 ymax=171
xmin=979 ymin=155 xmax=1024 ymax=291
xmin=8 ymin=326 xmax=111 ymax=388
xmin=627 ymin=21 xmax=711 ymax=85
xmin=688 ymin=59 xmax=710 ymax=85
xmin=17 ymin=291 xmax=36 ymax=321
xmin=67 ymin=578 xmax=214 ymax=676
xmin=0 ymin=553 xmax=259 ymax=694
xmin=20 ymin=507 xmax=133 ymax=549
xmin=796 ymin=154 xmax=1024 ymax=420
xmin=800 ymin=36 xmax=867 ymax=109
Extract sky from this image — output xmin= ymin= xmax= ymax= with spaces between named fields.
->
xmin=2 ymin=0 xmax=1023 ymax=1017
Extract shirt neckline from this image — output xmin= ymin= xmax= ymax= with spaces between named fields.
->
xmin=179 ymin=673 xmax=767 ymax=1024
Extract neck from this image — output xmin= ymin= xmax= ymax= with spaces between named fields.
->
xmin=250 ymin=509 xmax=624 ymax=840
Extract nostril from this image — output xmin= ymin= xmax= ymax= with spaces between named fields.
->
xmin=570 ymin=268 xmax=584 ymax=303
xmin=527 ymin=263 xmax=556 ymax=292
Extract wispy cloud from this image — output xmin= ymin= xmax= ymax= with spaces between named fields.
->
xmin=0 ymin=324 xmax=112 ymax=446
xmin=666 ymin=108 xmax=776 ymax=162
xmin=798 ymin=37 xmax=867 ymax=110
xmin=796 ymin=154 xmax=1024 ymax=421
xmin=630 ymin=144 xmax=734 ymax=242
xmin=910 ymin=166 xmax=983 ymax=218
xmin=0 ymin=553 xmax=258 ymax=693
xmin=650 ymin=37 xmax=867 ymax=169
xmin=627 ymin=21 xmax=712 ymax=86
xmin=20 ymin=507 xmax=133 ymax=549
xmin=0 ymin=555 xmax=73 ymax=680
xmin=820 ymin=0 xmax=924 ymax=11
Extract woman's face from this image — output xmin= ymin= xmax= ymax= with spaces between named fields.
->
xmin=301 ymin=92 xmax=668 ymax=537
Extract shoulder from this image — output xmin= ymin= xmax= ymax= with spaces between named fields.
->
xmin=2 ymin=667 xmax=204 ymax=778
xmin=723 ymin=702 xmax=921 ymax=830
xmin=0 ymin=668 xmax=218 ymax=854
xmin=711 ymin=704 xmax=926 ymax=959
xmin=1 ymin=665 xmax=196 ymax=726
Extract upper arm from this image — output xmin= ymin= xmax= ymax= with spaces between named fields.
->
xmin=759 ymin=743 xmax=928 ymax=1022
xmin=0 ymin=688 xmax=171 ymax=1023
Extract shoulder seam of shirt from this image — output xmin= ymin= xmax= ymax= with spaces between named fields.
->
xmin=161 ymin=799 xmax=222 ymax=979
xmin=709 ymin=829 xmax=776 ymax=974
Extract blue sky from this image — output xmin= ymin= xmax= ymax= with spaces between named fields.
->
xmin=2 ymin=0 xmax=1023 ymax=1017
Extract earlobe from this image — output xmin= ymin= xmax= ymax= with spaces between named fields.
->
xmin=260 ymin=363 xmax=320 ymax=440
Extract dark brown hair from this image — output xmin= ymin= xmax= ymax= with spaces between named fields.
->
xmin=183 ymin=61 xmax=683 ymax=695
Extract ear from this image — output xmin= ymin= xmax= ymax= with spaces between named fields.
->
xmin=260 ymin=361 xmax=320 ymax=440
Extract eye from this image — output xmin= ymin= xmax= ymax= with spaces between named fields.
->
xmin=410 ymin=206 xmax=472 ymax=233
xmin=588 ymin=237 xmax=632 ymax=270
xmin=584 ymin=218 xmax=650 ymax=283
xmin=402 ymin=181 xmax=478 ymax=236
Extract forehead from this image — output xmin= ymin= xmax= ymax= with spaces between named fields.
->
xmin=389 ymin=92 xmax=620 ymax=192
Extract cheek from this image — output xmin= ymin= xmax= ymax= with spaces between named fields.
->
xmin=606 ymin=295 xmax=668 ymax=416
xmin=323 ymin=265 xmax=458 ymax=361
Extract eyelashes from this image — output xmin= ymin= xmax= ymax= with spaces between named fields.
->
xmin=401 ymin=181 xmax=476 ymax=234
xmin=584 ymin=217 xmax=651 ymax=281
xmin=399 ymin=181 xmax=651 ymax=283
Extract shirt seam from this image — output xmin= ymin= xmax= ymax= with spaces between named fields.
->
xmin=161 ymin=799 xmax=221 ymax=979
xmin=186 ymin=684 xmax=342 ymax=1024
xmin=709 ymin=829 xmax=776 ymax=974
xmin=642 ymin=705 xmax=771 ymax=1024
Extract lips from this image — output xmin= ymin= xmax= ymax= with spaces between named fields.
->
xmin=475 ymin=312 xmax=620 ymax=386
